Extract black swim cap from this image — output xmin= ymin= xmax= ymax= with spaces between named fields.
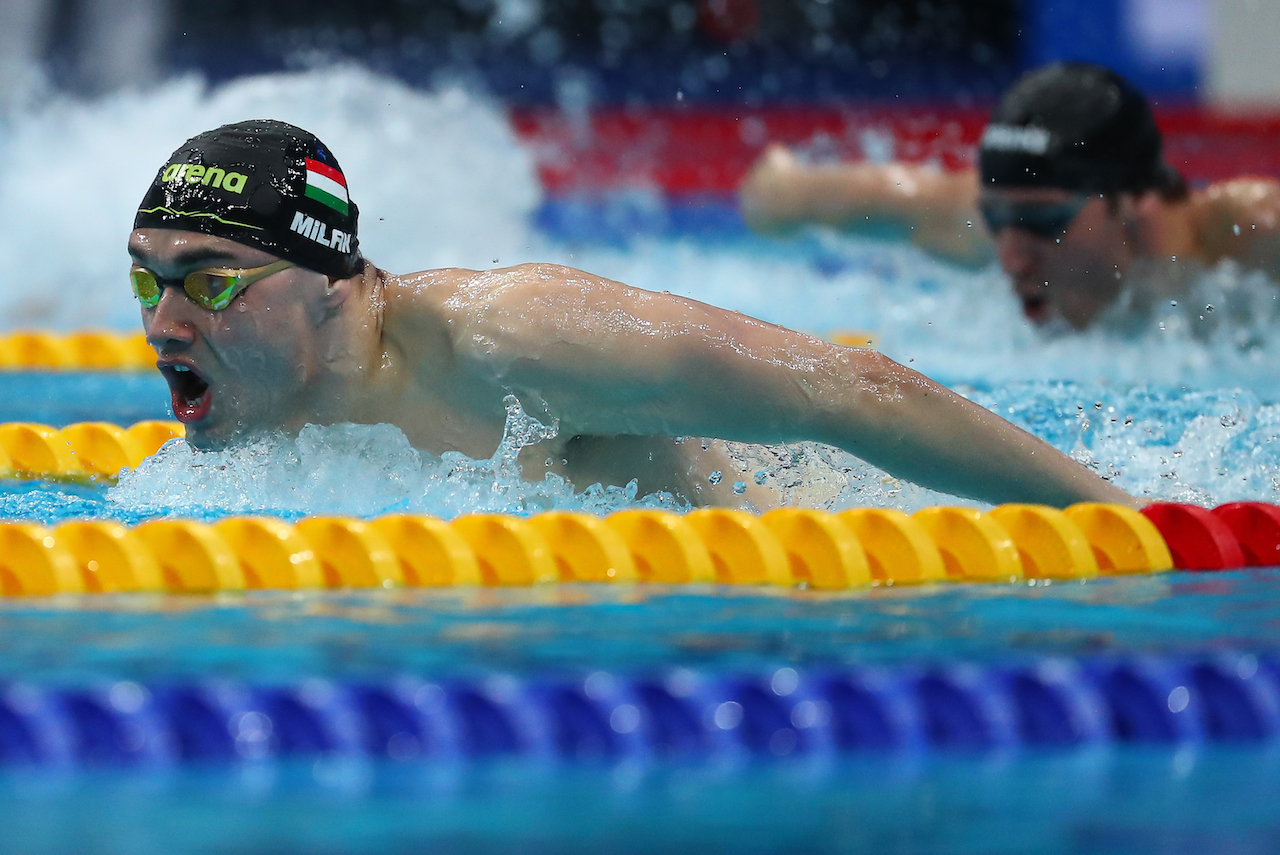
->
xmin=978 ymin=63 xmax=1182 ymax=196
xmin=134 ymin=120 xmax=362 ymax=279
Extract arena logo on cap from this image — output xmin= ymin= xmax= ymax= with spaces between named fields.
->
xmin=160 ymin=162 xmax=249 ymax=194
xmin=981 ymin=124 xmax=1053 ymax=155
xmin=290 ymin=211 xmax=352 ymax=254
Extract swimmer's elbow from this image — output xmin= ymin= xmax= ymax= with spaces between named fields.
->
xmin=839 ymin=347 xmax=904 ymax=387
xmin=814 ymin=349 xmax=930 ymax=430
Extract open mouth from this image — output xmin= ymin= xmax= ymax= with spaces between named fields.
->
xmin=159 ymin=363 xmax=212 ymax=423
xmin=1020 ymin=294 xmax=1050 ymax=322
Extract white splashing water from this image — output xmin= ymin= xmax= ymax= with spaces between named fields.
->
xmin=0 ymin=65 xmax=539 ymax=329
xmin=5 ymin=67 xmax=1280 ymax=516
xmin=107 ymin=395 xmax=683 ymax=520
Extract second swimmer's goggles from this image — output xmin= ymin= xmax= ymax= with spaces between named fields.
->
xmin=130 ymin=260 xmax=296 ymax=311
xmin=978 ymin=195 xmax=1089 ymax=240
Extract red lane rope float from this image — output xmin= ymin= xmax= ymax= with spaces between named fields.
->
xmin=1211 ymin=502 xmax=1280 ymax=568
xmin=1140 ymin=503 xmax=1246 ymax=571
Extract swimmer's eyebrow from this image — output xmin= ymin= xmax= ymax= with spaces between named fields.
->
xmin=128 ymin=246 xmax=249 ymax=268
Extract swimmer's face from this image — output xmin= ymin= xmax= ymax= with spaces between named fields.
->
xmin=983 ymin=187 xmax=1132 ymax=330
xmin=129 ymin=229 xmax=332 ymax=449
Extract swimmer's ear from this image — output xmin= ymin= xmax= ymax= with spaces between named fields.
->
xmin=321 ymin=273 xmax=360 ymax=308
xmin=320 ymin=259 xmax=373 ymax=308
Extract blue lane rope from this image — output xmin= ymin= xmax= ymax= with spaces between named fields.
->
xmin=1 ymin=653 xmax=1277 ymax=766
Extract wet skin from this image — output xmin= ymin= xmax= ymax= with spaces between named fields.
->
xmin=740 ymin=149 xmax=1280 ymax=330
xmin=130 ymin=228 xmax=1138 ymax=509
xmin=984 ymin=187 xmax=1133 ymax=330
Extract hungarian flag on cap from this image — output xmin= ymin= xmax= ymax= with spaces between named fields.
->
xmin=304 ymin=158 xmax=349 ymax=216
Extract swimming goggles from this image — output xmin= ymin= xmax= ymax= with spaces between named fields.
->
xmin=130 ymin=259 xmax=296 ymax=311
xmin=978 ymin=195 xmax=1089 ymax=240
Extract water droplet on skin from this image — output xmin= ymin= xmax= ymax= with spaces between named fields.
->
xmin=733 ymin=481 xmax=747 ymax=494
xmin=1234 ymin=224 xmax=1241 ymax=235
xmin=966 ymin=221 xmax=972 ymax=227
xmin=1170 ymin=300 xmax=1177 ymax=307
xmin=1171 ymin=256 xmax=1177 ymax=263
xmin=708 ymin=471 xmax=722 ymax=485
xmin=754 ymin=470 xmax=768 ymax=485
xmin=1205 ymin=304 xmax=1214 ymax=313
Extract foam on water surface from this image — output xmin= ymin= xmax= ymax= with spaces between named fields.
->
xmin=103 ymin=395 xmax=683 ymax=522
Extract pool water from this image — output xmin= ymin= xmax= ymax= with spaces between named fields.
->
xmin=1 ymin=576 xmax=1279 ymax=853
xmin=0 ymin=571 xmax=1277 ymax=682
xmin=4 ymin=68 xmax=1280 ymax=852
xmin=1 ymin=749 xmax=1278 ymax=854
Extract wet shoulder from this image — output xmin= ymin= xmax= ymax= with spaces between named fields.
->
xmin=433 ymin=262 xmax=629 ymax=348
xmin=1193 ymin=178 xmax=1280 ymax=266
xmin=378 ymin=268 xmax=474 ymax=363
xmin=380 ymin=263 xmax=602 ymax=362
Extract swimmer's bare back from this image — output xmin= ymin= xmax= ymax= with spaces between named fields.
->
xmin=362 ymin=261 xmax=1138 ymax=509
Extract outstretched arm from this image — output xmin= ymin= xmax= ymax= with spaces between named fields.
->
xmin=739 ymin=144 xmax=992 ymax=266
xmin=446 ymin=264 xmax=1137 ymax=509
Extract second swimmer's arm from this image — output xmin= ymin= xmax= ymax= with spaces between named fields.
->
xmin=739 ymin=145 xmax=991 ymax=265
xmin=449 ymin=265 xmax=1137 ymax=509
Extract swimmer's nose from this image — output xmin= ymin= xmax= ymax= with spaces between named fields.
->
xmin=144 ymin=285 xmax=198 ymax=352
xmin=994 ymin=228 xmax=1041 ymax=279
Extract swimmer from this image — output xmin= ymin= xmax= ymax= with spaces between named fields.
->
xmin=741 ymin=62 xmax=1280 ymax=331
xmin=129 ymin=119 xmax=1137 ymax=509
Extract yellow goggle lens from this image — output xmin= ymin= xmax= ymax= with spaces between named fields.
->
xmin=130 ymin=268 xmax=162 ymax=307
xmin=186 ymin=272 xmax=242 ymax=311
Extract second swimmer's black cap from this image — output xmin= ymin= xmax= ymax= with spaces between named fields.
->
xmin=134 ymin=120 xmax=362 ymax=279
xmin=978 ymin=63 xmax=1183 ymax=195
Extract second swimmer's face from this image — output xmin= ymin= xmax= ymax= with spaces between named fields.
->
xmin=982 ymin=187 xmax=1133 ymax=330
xmin=128 ymin=229 xmax=334 ymax=450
